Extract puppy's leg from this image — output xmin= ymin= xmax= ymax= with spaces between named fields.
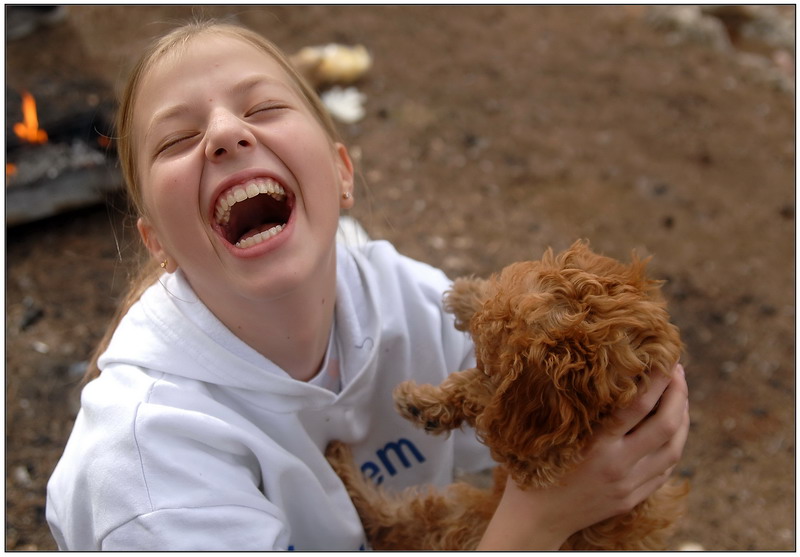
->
xmin=326 ymin=440 xmax=456 ymax=550
xmin=394 ymin=367 xmax=491 ymax=434
xmin=326 ymin=440 xmax=388 ymax=521
xmin=326 ymin=440 xmax=408 ymax=548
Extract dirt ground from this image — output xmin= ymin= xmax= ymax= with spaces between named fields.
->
xmin=5 ymin=5 xmax=795 ymax=551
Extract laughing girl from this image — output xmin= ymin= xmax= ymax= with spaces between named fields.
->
xmin=46 ymin=20 xmax=689 ymax=551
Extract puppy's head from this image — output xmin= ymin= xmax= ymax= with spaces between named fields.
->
xmin=465 ymin=241 xmax=682 ymax=488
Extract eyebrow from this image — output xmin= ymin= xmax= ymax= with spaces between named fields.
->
xmin=144 ymin=103 xmax=193 ymax=146
xmin=230 ymin=74 xmax=286 ymax=97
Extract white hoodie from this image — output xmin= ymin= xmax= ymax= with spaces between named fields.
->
xmin=46 ymin=241 xmax=492 ymax=550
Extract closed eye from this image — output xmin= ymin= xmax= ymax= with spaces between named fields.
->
xmin=245 ymin=101 xmax=289 ymax=118
xmin=155 ymin=132 xmax=198 ymax=156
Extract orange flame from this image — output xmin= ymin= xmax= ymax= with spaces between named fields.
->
xmin=13 ymin=91 xmax=48 ymax=144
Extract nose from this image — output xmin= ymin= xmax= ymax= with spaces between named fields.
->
xmin=204 ymin=109 xmax=256 ymax=161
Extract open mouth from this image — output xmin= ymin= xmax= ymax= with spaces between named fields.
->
xmin=213 ymin=178 xmax=292 ymax=249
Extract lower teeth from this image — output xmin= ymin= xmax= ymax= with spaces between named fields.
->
xmin=235 ymin=224 xmax=285 ymax=248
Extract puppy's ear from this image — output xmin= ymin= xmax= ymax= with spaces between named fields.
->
xmin=444 ymin=276 xmax=489 ymax=331
xmin=477 ymin=323 xmax=600 ymax=489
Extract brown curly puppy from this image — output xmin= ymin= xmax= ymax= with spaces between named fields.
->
xmin=326 ymin=240 xmax=688 ymax=550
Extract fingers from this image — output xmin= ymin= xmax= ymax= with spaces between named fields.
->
xmin=608 ymin=363 xmax=682 ymax=436
xmin=607 ymin=402 xmax=690 ymax=515
xmin=571 ymin=363 xmax=690 ymax=521
xmin=621 ymin=469 xmax=674 ymax=516
xmin=629 ymin=399 xmax=690 ymax=492
xmin=626 ymin=365 xmax=688 ymax=452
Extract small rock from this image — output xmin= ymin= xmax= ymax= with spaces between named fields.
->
xmin=721 ymin=361 xmax=738 ymax=374
xmin=18 ymin=296 xmax=44 ymax=331
xmin=321 ymin=86 xmax=367 ymax=124
xmin=290 ymin=44 xmax=372 ymax=87
xmin=722 ymin=417 xmax=737 ymax=430
xmin=68 ymin=361 xmax=88 ymax=379
xmin=646 ymin=6 xmax=731 ymax=52
xmin=428 ymin=236 xmax=446 ymax=250
xmin=31 ymin=340 xmax=50 ymax=354
xmin=12 ymin=466 xmax=32 ymax=487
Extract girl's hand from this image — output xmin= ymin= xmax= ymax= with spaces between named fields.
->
xmin=478 ymin=363 xmax=690 ymax=550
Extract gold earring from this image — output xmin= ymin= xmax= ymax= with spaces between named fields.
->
xmin=342 ymin=191 xmax=352 ymax=200
xmin=160 ymin=259 xmax=168 ymax=269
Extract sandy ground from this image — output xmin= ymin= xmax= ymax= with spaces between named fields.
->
xmin=5 ymin=5 xmax=795 ymax=550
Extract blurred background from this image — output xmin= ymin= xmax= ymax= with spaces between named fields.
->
xmin=5 ymin=5 xmax=795 ymax=550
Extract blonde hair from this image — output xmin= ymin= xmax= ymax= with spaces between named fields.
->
xmin=84 ymin=19 xmax=342 ymax=383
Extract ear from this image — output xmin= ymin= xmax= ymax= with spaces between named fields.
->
xmin=444 ymin=276 xmax=489 ymax=331
xmin=137 ymin=217 xmax=174 ymax=272
xmin=478 ymin=347 xmax=593 ymax=489
xmin=335 ymin=142 xmax=355 ymax=209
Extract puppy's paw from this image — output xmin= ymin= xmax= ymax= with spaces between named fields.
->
xmin=402 ymin=404 xmax=443 ymax=432
xmin=325 ymin=439 xmax=353 ymax=474
xmin=394 ymin=381 xmax=456 ymax=434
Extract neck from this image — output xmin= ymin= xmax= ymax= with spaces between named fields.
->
xmin=195 ymin=250 xmax=338 ymax=382
xmin=238 ymin=287 xmax=336 ymax=382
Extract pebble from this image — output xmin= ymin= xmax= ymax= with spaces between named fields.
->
xmin=722 ymin=417 xmax=736 ymax=431
xmin=31 ymin=340 xmax=50 ymax=354
xmin=428 ymin=236 xmax=446 ymax=250
xmin=68 ymin=361 xmax=88 ymax=379
xmin=12 ymin=466 xmax=32 ymax=487
xmin=721 ymin=361 xmax=738 ymax=374
xmin=764 ymin=435 xmax=785 ymax=454
xmin=320 ymin=86 xmax=367 ymax=124
xmin=18 ymin=296 xmax=44 ymax=331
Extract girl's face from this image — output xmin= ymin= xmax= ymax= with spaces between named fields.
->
xmin=133 ymin=34 xmax=354 ymax=305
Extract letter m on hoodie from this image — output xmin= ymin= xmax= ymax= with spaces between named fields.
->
xmin=376 ymin=438 xmax=426 ymax=477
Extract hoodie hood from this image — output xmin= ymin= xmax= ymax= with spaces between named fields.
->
xmin=98 ymin=244 xmax=382 ymax=412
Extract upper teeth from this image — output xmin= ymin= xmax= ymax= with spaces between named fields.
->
xmin=214 ymin=178 xmax=286 ymax=225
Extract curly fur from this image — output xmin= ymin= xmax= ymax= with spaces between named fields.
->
xmin=326 ymin=240 xmax=689 ymax=550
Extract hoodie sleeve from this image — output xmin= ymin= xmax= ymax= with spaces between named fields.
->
xmin=47 ymin=365 xmax=294 ymax=550
xmin=103 ymin=506 xmax=287 ymax=550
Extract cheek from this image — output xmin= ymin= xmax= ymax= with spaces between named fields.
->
xmin=276 ymin=121 xmax=340 ymax=187
xmin=143 ymin=155 xmax=199 ymax=207
xmin=141 ymin=161 xmax=204 ymax=241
